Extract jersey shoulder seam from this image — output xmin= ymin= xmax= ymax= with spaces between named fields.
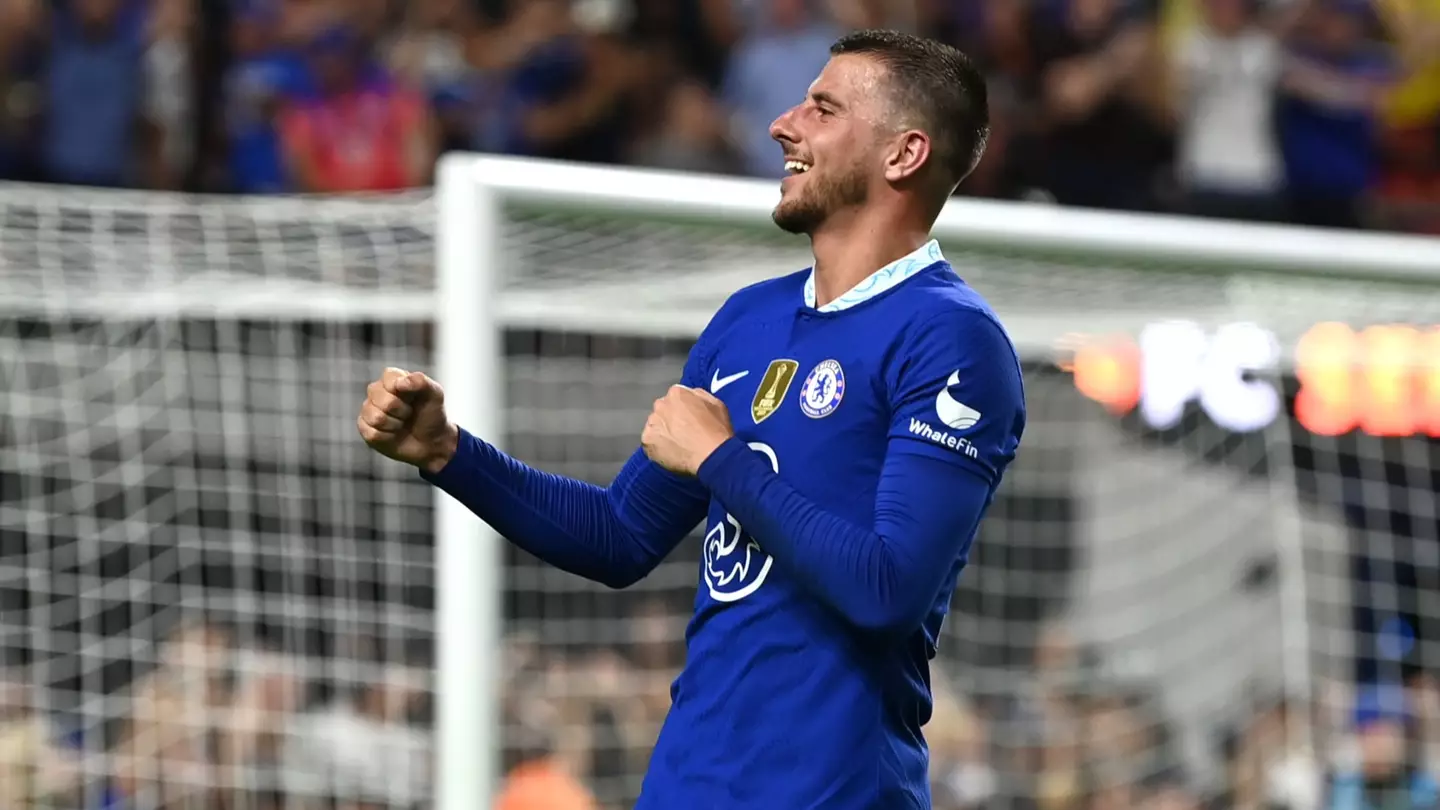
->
xmin=892 ymin=300 xmax=1024 ymax=387
xmin=910 ymin=301 xmax=1015 ymax=353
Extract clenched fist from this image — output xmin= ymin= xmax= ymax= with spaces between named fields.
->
xmin=641 ymin=385 xmax=735 ymax=476
xmin=357 ymin=367 xmax=459 ymax=474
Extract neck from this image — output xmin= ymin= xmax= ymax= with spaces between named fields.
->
xmin=809 ymin=205 xmax=931 ymax=308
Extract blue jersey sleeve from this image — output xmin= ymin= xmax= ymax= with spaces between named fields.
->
xmin=886 ymin=309 xmax=1025 ymax=486
xmin=421 ymin=336 xmax=716 ymax=589
xmin=698 ymin=438 xmax=996 ymax=635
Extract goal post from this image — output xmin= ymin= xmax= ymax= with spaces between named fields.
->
xmin=439 ymin=153 xmax=1440 ymax=808
xmin=434 ymin=154 xmax=505 ymax=810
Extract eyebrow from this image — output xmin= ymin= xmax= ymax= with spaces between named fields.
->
xmin=810 ymin=90 xmax=845 ymax=111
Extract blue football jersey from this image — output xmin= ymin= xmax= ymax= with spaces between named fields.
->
xmin=636 ymin=240 xmax=1027 ymax=810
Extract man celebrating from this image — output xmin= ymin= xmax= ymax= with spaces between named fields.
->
xmin=359 ymin=29 xmax=1025 ymax=810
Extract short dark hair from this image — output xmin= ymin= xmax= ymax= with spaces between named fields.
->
xmin=830 ymin=30 xmax=990 ymax=197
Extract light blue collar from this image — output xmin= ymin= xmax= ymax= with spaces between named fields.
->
xmin=802 ymin=239 xmax=946 ymax=313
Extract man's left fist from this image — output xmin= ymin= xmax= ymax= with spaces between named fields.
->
xmin=641 ymin=385 xmax=735 ymax=476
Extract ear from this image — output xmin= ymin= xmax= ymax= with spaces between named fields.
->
xmin=883 ymin=130 xmax=931 ymax=184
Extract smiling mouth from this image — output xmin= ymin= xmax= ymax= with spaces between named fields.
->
xmin=784 ymin=159 xmax=812 ymax=175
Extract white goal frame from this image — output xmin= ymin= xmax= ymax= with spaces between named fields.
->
xmin=433 ymin=152 xmax=1440 ymax=810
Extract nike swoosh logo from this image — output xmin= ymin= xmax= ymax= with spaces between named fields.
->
xmin=711 ymin=369 xmax=750 ymax=393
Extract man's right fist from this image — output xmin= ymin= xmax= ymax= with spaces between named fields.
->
xmin=357 ymin=367 xmax=459 ymax=474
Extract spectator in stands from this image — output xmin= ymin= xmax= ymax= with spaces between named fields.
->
xmin=1276 ymin=0 xmax=1394 ymax=228
xmin=1266 ymin=700 xmax=1324 ymax=810
xmin=347 ymin=0 xmax=392 ymax=50
xmin=1368 ymin=118 xmax=1440 ymax=232
xmin=1012 ymin=623 xmax=1088 ymax=757
xmin=1367 ymin=0 xmax=1440 ymax=235
xmin=827 ymin=0 xmax=920 ymax=29
xmin=574 ymin=648 xmax=653 ymax=807
xmin=496 ymin=658 xmax=600 ymax=810
xmin=1373 ymin=0 xmax=1440 ymax=134
xmin=217 ymin=646 xmax=304 ymax=810
xmin=927 ymin=676 xmax=998 ymax=810
xmin=277 ymin=23 xmax=435 ymax=193
xmin=1327 ymin=684 xmax=1439 ymax=809
xmin=1032 ymin=0 xmax=1175 ymax=210
xmin=113 ymin=621 xmax=231 ymax=810
xmin=1409 ymin=670 xmax=1440 ymax=775
xmin=354 ymin=661 xmax=432 ymax=806
xmin=385 ymin=0 xmax=475 ymax=104
xmin=144 ymin=0 xmax=194 ymax=189
xmin=496 ymin=709 xmax=598 ymax=810
xmin=221 ymin=0 xmax=305 ymax=193
xmin=628 ymin=78 xmax=741 ymax=174
xmin=497 ymin=755 xmax=600 ymax=810
xmin=721 ymin=0 xmax=843 ymax=177
xmin=1218 ymin=694 xmax=1323 ymax=810
xmin=278 ymin=630 xmax=431 ymax=807
xmin=1087 ymin=772 xmax=1140 ymax=810
xmin=42 ymin=0 xmax=158 ymax=188
xmin=446 ymin=0 xmax=640 ymax=165
xmin=1008 ymin=623 xmax=1090 ymax=809
xmin=922 ymin=0 xmax=1042 ymax=198
xmin=0 ymin=0 xmax=42 ymax=181
xmin=1173 ymin=0 xmax=1288 ymax=221
xmin=625 ymin=0 xmax=740 ymax=90
xmin=1081 ymin=684 xmax=1172 ymax=786
xmin=1137 ymin=771 xmax=1204 ymax=810
xmin=625 ymin=596 xmax=682 ymax=729
xmin=0 ymin=677 xmax=79 ymax=809
xmin=1212 ymin=720 xmax=1257 ymax=810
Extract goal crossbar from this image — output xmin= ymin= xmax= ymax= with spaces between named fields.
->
xmin=466 ymin=154 xmax=1440 ymax=280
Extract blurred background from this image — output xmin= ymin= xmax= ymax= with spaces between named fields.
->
xmin=0 ymin=0 xmax=1439 ymax=809
xmin=1 ymin=0 xmax=1440 ymax=226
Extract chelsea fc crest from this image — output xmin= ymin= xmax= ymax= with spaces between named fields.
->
xmin=799 ymin=360 xmax=845 ymax=418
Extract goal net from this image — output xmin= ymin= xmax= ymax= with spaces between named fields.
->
xmin=0 ymin=188 xmax=438 ymax=809
xmin=1 ymin=156 xmax=1438 ymax=810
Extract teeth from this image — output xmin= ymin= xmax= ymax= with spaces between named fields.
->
xmin=784 ymin=160 xmax=811 ymax=174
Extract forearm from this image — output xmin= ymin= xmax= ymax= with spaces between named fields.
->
xmin=696 ymin=437 xmax=990 ymax=636
xmin=423 ymin=427 xmax=703 ymax=588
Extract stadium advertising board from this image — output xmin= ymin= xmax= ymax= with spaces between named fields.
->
xmin=1062 ymin=321 xmax=1440 ymax=438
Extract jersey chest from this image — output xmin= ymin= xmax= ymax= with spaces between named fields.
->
xmin=703 ymin=318 xmax=889 ymax=490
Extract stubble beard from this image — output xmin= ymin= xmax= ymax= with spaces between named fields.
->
xmin=771 ymin=159 xmax=870 ymax=235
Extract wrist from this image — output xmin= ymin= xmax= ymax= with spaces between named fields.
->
xmin=692 ymin=432 xmax=736 ymax=474
xmin=695 ymin=435 xmax=749 ymax=482
xmin=422 ymin=423 xmax=461 ymax=476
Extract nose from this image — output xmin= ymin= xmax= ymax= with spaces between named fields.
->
xmin=769 ymin=105 xmax=798 ymax=147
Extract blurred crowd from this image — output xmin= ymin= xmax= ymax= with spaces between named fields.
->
xmin=0 ymin=0 xmax=1438 ymax=231
xmin=491 ymin=615 xmax=1440 ymax=810
xmin=0 ymin=619 xmax=434 ymax=810
xmin=2 ymin=604 xmax=1437 ymax=810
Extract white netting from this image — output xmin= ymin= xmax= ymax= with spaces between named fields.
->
xmin=1 ymin=168 xmax=1439 ymax=810
xmin=0 ymin=187 xmax=437 ymax=809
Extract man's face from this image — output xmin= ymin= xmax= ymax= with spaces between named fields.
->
xmin=768 ymin=54 xmax=889 ymax=235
